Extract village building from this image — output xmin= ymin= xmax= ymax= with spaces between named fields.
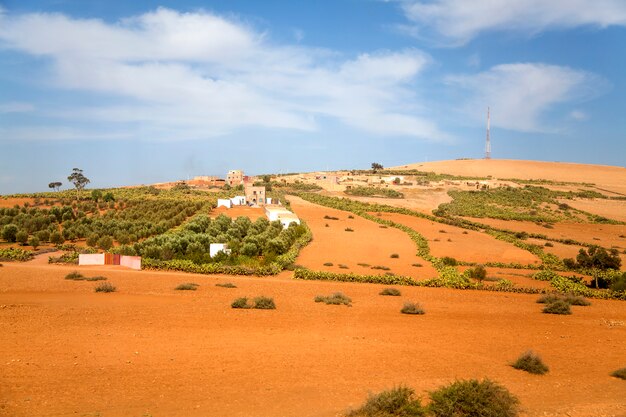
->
xmin=226 ymin=170 xmax=244 ymax=186
xmin=244 ymin=184 xmax=266 ymax=206
xmin=265 ymin=205 xmax=300 ymax=228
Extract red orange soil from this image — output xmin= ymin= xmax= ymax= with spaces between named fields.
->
xmin=1 ymin=262 xmax=625 ymax=417
xmin=375 ymin=212 xmax=539 ymax=265
xmin=288 ymin=196 xmax=438 ymax=279
xmin=563 ymin=199 xmax=626 ymax=223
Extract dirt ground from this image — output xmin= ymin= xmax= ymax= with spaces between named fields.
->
xmin=210 ymin=206 xmax=266 ymax=221
xmin=392 ymin=159 xmax=626 ymax=195
xmin=375 ymin=212 xmax=539 ymax=265
xmin=328 ymin=188 xmax=452 ymax=215
xmin=288 ymin=196 xmax=439 ymax=279
xmin=1 ymin=261 xmax=625 ymax=417
xmin=563 ymin=199 xmax=626 ymax=223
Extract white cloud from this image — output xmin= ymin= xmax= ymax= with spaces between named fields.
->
xmin=569 ymin=110 xmax=588 ymax=121
xmin=0 ymin=7 xmax=448 ymax=141
xmin=399 ymin=0 xmax=626 ymax=44
xmin=0 ymin=102 xmax=35 ymax=113
xmin=446 ymin=63 xmax=604 ymax=132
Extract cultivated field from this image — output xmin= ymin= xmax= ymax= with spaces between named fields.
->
xmin=1 ymin=262 xmax=625 ymax=417
xmin=1 ymin=159 xmax=626 ymax=417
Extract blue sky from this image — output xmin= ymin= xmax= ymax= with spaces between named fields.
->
xmin=0 ymin=0 xmax=625 ymax=193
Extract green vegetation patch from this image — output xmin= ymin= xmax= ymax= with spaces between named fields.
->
xmin=344 ymin=186 xmax=404 ymax=199
xmin=175 ymin=282 xmax=199 ymax=291
xmin=428 ymin=378 xmax=519 ymax=417
xmin=511 ymin=351 xmax=549 ymax=375
xmin=315 ymin=292 xmax=352 ymax=306
xmin=401 ymin=301 xmax=425 ymax=315
xmin=346 ymin=385 xmax=426 ymax=417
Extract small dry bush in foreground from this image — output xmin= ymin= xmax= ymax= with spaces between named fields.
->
xmin=65 ymin=271 xmax=84 ymax=280
xmin=216 ymin=282 xmax=237 ymax=288
xmin=611 ymin=367 xmax=626 ymax=379
xmin=542 ymin=299 xmax=571 ymax=315
xmin=346 ymin=386 xmax=426 ymax=417
xmin=380 ymin=288 xmax=401 ymax=296
xmin=511 ymin=351 xmax=549 ymax=375
xmin=94 ymin=282 xmax=116 ymax=293
xmin=232 ymin=296 xmax=276 ymax=309
xmin=429 ymin=378 xmax=519 ymax=417
xmin=401 ymin=302 xmax=424 ymax=315
xmin=315 ymin=292 xmax=352 ymax=306
xmin=175 ymin=283 xmax=199 ymax=291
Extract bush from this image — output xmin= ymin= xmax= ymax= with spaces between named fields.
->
xmin=467 ymin=265 xmax=487 ymax=282
xmin=536 ymin=294 xmax=560 ymax=304
xmin=441 ymin=256 xmax=457 ymax=266
xmin=315 ymin=292 xmax=352 ymax=306
xmin=542 ymin=299 xmax=571 ymax=315
xmin=65 ymin=271 xmax=84 ymax=280
xmin=15 ymin=230 xmax=28 ymax=245
xmin=95 ymin=282 xmax=116 ymax=293
xmin=379 ymin=288 xmax=401 ymax=296
xmin=339 ymin=264 xmax=349 ymax=269
xmin=97 ymin=235 xmax=113 ymax=251
xmin=401 ymin=302 xmax=424 ymax=315
xmin=324 ymin=262 xmax=334 ymax=266
xmin=347 ymin=386 xmax=427 ymax=417
xmin=231 ymin=297 xmax=251 ymax=309
xmin=610 ymin=367 xmax=626 ymax=380
xmin=429 ymin=379 xmax=519 ymax=417
xmin=390 ymin=253 xmax=400 ymax=258
xmin=345 ymin=227 xmax=354 ymax=232
xmin=511 ymin=351 xmax=549 ymax=375
xmin=28 ymin=236 xmax=40 ymax=250
xmin=86 ymin=276 xmax=107 ymax=281
xmin=216 ymin=282 xmax=237 ymax=288
xmin=253 ymin=296 xmax=276 ymax=309
xmin=562 ymin=294 xmax=591 ymax=306
xmin=175 ymin=283 xmax=199 ymax=291
xmin=411 ymin=263 xmax=423 ymax=267
xmin=610 ymin=272 xmax=626 ymax=292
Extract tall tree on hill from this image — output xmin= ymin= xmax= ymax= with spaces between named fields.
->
xmin=48 ymin=181 xmax=62 ymax=192
xmin=371 ymin=162 xmax=383 ymax=173
xmin=67 ymin=168 xmax=90 ymax=200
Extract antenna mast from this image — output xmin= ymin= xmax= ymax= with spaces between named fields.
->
xmin=485 ymin=106 xmax=491 ymax=160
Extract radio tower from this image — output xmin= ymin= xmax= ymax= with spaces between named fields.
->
xmin=485 ymin=106 xmax=491 ymax=160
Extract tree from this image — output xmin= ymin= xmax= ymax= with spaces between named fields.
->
xmin=28 ymin=236 xmax=40 ymax=250
xmin=371 ymin=162 xmax=384 ymax=172
xmin=2 ymin=224 xmax=18 ymax=242
xmin=48 ymin=182 xmax=62 ymax=192
xmin=67 ymin=168 xmax=90 ymax=199
xmin=15 ymin=230 xmax=28 ymax=245
xmin=91 ymin=189 xmax=103 ymax=202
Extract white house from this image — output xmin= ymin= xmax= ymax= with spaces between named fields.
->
xmin=209 ymin=243 xmax=231 ymax=258
xmin=265 ymin=205 xmax=300 ymax=228
xmin=231 ymin=196 xmax=246 ymax=206
xmin=217 ymin=198 xmax=232 ymax=208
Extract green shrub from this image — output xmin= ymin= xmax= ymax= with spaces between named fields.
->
xmin=344 ymin=186 xmax=404 ymax=199
xmin=371 ymin=265 xmax=391 ymax=271
xmin=429 ymin=378 xmax=519 ymax=417
xmin=542 ymin=299 xmax=571 ymax=315
xmin=315 ymin=292 xmax=352 ymax=306
xmin=379 ymin=288 xmax=401 ymax=296
xmin=610 ymin=272 xmax=626 ymax=292
xmin=253 ymin=296 xmax=276 ymax=309
xmin=231 ymin=297 xmax=251 ymax=309
xmin=65 ymin=271 xmax=84 ymax=280
xmin=610 ymin=367 xmax=626 ymax=380
xmin=511 ymin=351 xmax=549 ymax=375
xmin=441 ymin=256 xmax=457 ymax=266
xmin=175 ymin=283 xmax=199 ymax=291
xmin=467 ymin=265 xmax=487 ymax=282
xmin=347 ymin=386 xmax=427 ymax=417
xmin=95 ymin=282 xmax=116 ymax=293
xmin=86 ymin=276 xmax=107 ymax=281
xmin=401 ymin=302 xmax=424 ymax=315
xmin=411 ymin=263 xmax=423 ymax=267
xmin=562 ymin=294 xmax=591 ymax=306
xmin=216 ymin=282 xmax=237 ymax=288
xmin=536 ymin=294 xmax=560 ymax=304
xmin=390 ymin=253 xmax=400 ymax=258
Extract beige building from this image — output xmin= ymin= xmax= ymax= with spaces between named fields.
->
xmin=226 ymin=170 xmax=244 ymax=186
xmin=244 ymin=184 xmax=266 ymax=206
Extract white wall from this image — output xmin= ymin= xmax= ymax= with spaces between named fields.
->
xmin=210 ymin=243 xmax=231 ymax=258
xmin=78 ymin=253 xmax=105 ymax=266
xmin=120 ymin=256 xmax=142 ymax=270
xmin=217 ymin=199 xmax=232 ymax=208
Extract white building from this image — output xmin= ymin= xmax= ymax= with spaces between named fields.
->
xmin=265 ymin=206 xmax=300 ymax=228
xmin=217 ymin=199 xmax=232 ymax=208
xmin=209 ymin=243 xmax=231 ymax=258
xmin=231 ymin=196 xmax=246 ymax=206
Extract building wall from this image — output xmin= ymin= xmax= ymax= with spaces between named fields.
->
xmin=226 ymin=170 xmax=244 ymax=186
xmin=245 ymin=185 xmax=266 ymax=206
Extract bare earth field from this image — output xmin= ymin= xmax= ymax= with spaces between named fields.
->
xmin=1 ymin=262 xmax=625 ymax=417
xmin=375 ymin=212 xmax=539 ymax=265
xmin=563 ymin=199 xmax=626 ymax=223
xmin=289 ymin=196 xmax=438 ymax=279
xmin=392 ymin=159 xmax=626 ymax=194
xmin=329 ymin=188 xmax=452 ymax=215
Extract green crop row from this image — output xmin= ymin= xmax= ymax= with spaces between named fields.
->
xmin=0 ymin=247 xmax=34 ymax=262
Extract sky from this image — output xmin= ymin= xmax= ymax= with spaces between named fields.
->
xmin=0 ymin=0 xmax=625 ymax=193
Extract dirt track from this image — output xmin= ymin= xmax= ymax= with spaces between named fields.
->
xmin=1 ymin=261 xmax=626 ymax=417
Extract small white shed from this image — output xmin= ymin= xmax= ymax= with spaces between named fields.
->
xmin=217 ymin=198 xmax=232 ymax=208
xmin=209 ymin=243 xmax=231 ymax=258
xmin=231 ymin=196 xmax=246 ymax=206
